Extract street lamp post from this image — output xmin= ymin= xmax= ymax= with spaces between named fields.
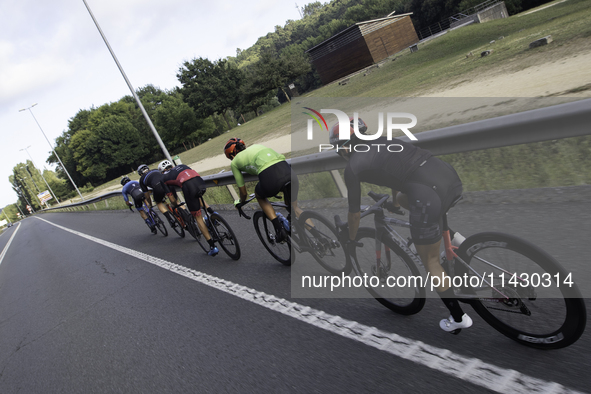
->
xmin=81 ymin=0 xmax=173 ymax=163
xmin=15 ymin=181 xmax=35 ymax=214
xmin=19 ymin=103 xmax=85 ymax=201
xmin=20 ymin=145 xmax=62 ymax=206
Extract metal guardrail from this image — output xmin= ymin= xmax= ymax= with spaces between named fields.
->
xmin=44 ymin=98 xmax=591 ymax=211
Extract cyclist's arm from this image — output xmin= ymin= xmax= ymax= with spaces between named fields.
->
xmin=238 ymin=186 xmax=247 ymax=203
xmin=231 ymin=161 xmax=245 ymax=189
xmin=144 ymin=192 xmax=153 ymax=207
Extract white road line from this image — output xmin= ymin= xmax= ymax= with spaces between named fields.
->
xmin=0 ymin=223 xmax=21 ymax=266
xmin=35 ymin=217 xmax=582 ymax=394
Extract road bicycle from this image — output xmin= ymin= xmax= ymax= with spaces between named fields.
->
xmin=336 ymin=191 xmax=586 ymax=349
xmin=132 ymin=201 xmax=168 ymax=237
xmin=174 ymin=195 xmax=241 ymax=260
xmin=237 ymin=190 xmax=347 ymax=274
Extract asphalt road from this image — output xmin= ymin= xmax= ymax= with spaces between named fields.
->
xmin=0 ymin=200 xmax=589 ymax=393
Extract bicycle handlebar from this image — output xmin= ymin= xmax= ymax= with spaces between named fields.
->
xmin=236 ymin=195 xmax=257 ymax=220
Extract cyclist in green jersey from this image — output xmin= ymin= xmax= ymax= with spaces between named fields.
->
xmin=224 ymin=138 xmax=302 ymax=242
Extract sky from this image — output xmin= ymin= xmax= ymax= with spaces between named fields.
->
xmin=0 ymin=0 xmax=318 ymax=209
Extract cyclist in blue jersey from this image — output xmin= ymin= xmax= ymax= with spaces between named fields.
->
xmin=332 ymin=117 xmax=471 ymax=333
xmin=121 ymin=176 xmax=156 ymax=234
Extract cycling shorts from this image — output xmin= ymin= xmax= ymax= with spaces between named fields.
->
xmin=151 ymin=181 xmax=171 ymax=204
xmin=130 ymin=187 xmax=146 ymax=210
xmin=404 ymin=157 xmax=463 ymax=245
xmin=182 ymin=176 xmax=206 ymax=212
xmin=255 ymin=161 xmax=298 ymax=204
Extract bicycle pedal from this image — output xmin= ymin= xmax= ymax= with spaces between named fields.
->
xmin=450 ymin=329 xmax=462 ymax=335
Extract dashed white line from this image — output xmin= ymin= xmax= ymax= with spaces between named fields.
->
xmin=35 ymin=217 xmax=583 ymax=394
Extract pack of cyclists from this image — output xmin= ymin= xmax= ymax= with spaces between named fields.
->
xmin=120 ymin=129 xmax=471 ymax=333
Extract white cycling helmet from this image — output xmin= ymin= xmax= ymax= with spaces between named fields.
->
xmin=158 ymin=160 xmax=173 ymax=173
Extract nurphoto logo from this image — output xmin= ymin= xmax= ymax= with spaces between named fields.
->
xmin=303 ymin=108 xmax=418 ymax=152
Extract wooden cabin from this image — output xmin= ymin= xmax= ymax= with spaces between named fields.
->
xmin=306 ymin=13 xmax=419 ymax=85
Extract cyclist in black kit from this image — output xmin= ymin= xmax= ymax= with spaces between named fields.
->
xmin=137 ymin=164 xmax=179 ymax=229
xmin=159 ymin=160 xmax=219 ymax=257
xmin=333 ymin=117 xmax=471 ymax=333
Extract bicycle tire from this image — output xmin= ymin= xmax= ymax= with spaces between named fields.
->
xmin=151 ymin=210 xmax=168 ymax=237
xmin=209 ymin=213 xmax=241 ymax=260
xmin=253 ymin=210 xmax=291 ymax=265
xmin=169 ymin=209 xmax=185 ymax=238
xmin=351 ymin=227 xmax=426 ymax=315
xmin=455 ymin=232 xmax=586 ymax=349
xmin=297 ymin=210 xmax=349 ymax=275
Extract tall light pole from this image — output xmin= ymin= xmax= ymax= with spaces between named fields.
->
xmin=14 ymin=203 xmax=25 ymax=218
xmin=81 ymin=0 xmax=173 ymax=163
xmin=20 ymin=145 xmax=62 ymax=206
xmin=19 ymin=103 xmax=85 ymax=201
xmin=14 ymin=180 xmax=35 ymax=214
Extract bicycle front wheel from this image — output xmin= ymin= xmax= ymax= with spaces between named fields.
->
xmin=253 ymin=211 xmax=291 ymax=265
xmin=209 ymin=213 xmax=241 ymax=260
xmin=169 ymin=210 xmax=185 ymax=238
xmin=297 ymin=211 xmax=348 ymax=275
xmin=456 ymin=232 xmax=586 ymax=349
xmin=152 ymin=210 xmax=168 ymax=237
xmin=351 ymin=227 xmax=426 ymax=315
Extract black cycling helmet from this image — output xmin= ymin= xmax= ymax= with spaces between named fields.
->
xmin=137 ymin=164 xmax=149 ymax=176
xmin=121 ymin=176 xmax=131 ymax=186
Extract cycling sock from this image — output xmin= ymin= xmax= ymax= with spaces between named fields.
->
xmin=438 ymin=287 xmax=464 ymax=322
xmin=207 ymin=239 xmax=215 ymax=248
xmin=164 ymin=211 xmax=173 ymax=221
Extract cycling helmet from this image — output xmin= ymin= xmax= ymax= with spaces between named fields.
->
xmin=158 ymin=160 xmax=173 ymax=173
xmin=137 ymin=164 xmax=149 ymax=176
xmin=329 ymin=117 xmax=368 ymax=148
xmin=121 ymin=176 xmax=131 ymax=186
xmin=224 ymin=138 xmax=246 ymax=160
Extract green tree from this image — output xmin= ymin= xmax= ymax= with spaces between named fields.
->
xmin=177 ymin=57 xmax=245 ymax=130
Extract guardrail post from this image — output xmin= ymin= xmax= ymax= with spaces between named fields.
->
xmin=105 ymin=199 xmax=109 ymax=208
xmin=330 ymin=170 xmax=348 ymax=198
xmin=226 ymin=185 xmax=240 ymax=201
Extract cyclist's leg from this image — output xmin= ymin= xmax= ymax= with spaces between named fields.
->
xmin=409 ymin=191 xmax=468 ymax=329
xmin=183 ymin=179 xmax=218 ymax=255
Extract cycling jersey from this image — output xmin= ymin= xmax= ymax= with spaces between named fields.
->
xmin=140 ymin=169 xmax=171 ymax=203
xmin=162 ymin=165 xmax=206 ymax=213
xmin=121 ymin=180 xmax=145 ymax=209
xmin=230 ymin=145 xmax=285 ymax=187
xmin=162 ymin=164 xmax=200 ymax=188
xmin=344 ymin=137 xmax=461 ymax=245
xmin=344 ymin=137 xmax=432 ymax=213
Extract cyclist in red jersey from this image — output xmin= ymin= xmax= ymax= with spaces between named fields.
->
xmin=159 ymin=160 xmax=219 ymax=257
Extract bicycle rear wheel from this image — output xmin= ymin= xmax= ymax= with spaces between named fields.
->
xmin=152 ymin=210 xmax=168 ymax=236
xmin=297 ymin=211 xmax=348 ymax=275
xmin=253 ymin=211 xmax=291 ymax=265
xmin=455 ymin=232 xmax=586 ymax=349
xmin=351 ymin=227 xmax=426 ymax=315
xmin=209 ymin=213 xmax=241 ymax=260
